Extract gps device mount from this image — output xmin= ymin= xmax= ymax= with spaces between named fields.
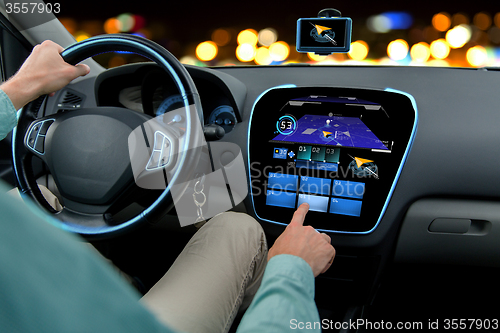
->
xmin=318 ymin=8 xmax=342 ymax=18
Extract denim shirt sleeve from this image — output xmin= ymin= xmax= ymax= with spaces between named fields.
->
xmin=236 ymin=254 xmax=321 ymax=333
xmin=0 ymin=88 xmax=18 ymax=140
xmin=0 ymin=181 xmax=175 ymax=333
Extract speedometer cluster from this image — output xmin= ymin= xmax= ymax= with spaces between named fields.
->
xmin=96 ymin=63 xmax=244 ymax=139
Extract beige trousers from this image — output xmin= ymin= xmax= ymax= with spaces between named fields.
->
xmin=141 ymin=212 xmax=268 ymax=333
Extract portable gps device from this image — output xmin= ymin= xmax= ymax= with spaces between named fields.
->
xmin=296 ymin=9 xmax=352 ymax=55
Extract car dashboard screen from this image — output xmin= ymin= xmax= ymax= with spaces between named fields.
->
xmin=249 ymin=87 xmax=417 ymax=233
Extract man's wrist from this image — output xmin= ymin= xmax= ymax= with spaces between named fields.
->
xmin=0 ymin=76 xmax=39 ymax=110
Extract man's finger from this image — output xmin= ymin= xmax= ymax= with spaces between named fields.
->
xmin=74 ymin=64 xmax=91 ymax=78
xmin=321 ymin=248 xmax=336 ymax=274
xmin=289 ymin=203 xmax=309 ymax=227
xmin=54 ymin=43 xmax=64 ymax=53
xmin=321 ymin=233 xmax=331 ymax=244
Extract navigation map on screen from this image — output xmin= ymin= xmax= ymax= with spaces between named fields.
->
xmin=272 ymin=114 xmax=388 ymax=150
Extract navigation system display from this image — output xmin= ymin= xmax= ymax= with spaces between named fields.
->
xmin=248 ymin=87 xmax=417 ymax=233
xmin=272 ymin=114 xmax=389 ymax=151
xmin=296 ymin=17 xmax=352 ymax=54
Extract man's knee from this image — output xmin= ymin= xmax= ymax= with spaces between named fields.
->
xmin=207 ymin=212 xmax=266 ymax=247
xmin=209 ymin=212 xmax=262 ymax=233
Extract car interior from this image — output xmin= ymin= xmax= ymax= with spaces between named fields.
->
xmin=1 ymin=3 xmax=500 ymax=332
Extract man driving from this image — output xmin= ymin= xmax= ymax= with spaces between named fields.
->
xmin=0 ymin=40 xmax=335 ymax=333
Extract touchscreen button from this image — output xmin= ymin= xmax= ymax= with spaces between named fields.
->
xmin=330 ymin=198 xmax=362 ymax=217
xmin=298 ymin=194 xmax=329 ymax=213
xmin=332 ymin=180 xmax=365 ymax=199
xmin=299 ymin=176 xmax=331 ymax=195
xmin=268 ymin=172 xmax=298 ymax=192
xmin=266 ymin=190 xmax=296 ymax=209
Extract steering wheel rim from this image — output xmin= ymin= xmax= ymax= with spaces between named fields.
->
xmin=12 ymin=34 xmax=204 ymax=239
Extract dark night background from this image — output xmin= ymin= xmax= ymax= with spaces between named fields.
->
xmin=58 ymin=0 xmax=499 ymax=42
xmin=53 ymin=0 xmax=500 ymax=66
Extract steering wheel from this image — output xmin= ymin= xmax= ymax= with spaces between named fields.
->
xmin=12 ymin=34 xmax=204 ymax=239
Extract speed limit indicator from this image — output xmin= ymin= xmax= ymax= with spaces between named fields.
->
xmin=276 ymin=115 xmax=297 ymax=136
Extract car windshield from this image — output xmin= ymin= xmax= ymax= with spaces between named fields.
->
xmin=54 ymin=3 xmax=500 ymax=69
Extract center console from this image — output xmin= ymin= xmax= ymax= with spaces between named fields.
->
xmin=248 ymin=86 xmax=417 ymax=233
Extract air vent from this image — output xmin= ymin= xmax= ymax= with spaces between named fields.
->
xmin=57 ymin=89 xmax=85 ymax=110
xmin=62 ymin=92 xmax=82 ymax=104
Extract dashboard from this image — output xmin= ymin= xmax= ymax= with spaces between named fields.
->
xmin=93 ymin=63 xmax=243 ymax=133
xmin=42 ymin=62 xmax=500 ymax=307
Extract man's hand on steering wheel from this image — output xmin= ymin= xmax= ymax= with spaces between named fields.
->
xmin=12 ymin=34 xmax=204 ymax=239
xmin=0 ymin=40 xmax=90 ymax=110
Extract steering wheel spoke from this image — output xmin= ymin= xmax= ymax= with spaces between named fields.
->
xmin=55 ymin=207 xmax=109 ymax=230
xmin=24 ymin=117 xmax=56 ymax=158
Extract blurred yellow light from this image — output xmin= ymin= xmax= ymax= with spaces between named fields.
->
xmin=316 ymin=59 xmax=338 ymax=65
xmin=427 ymin=59 xmax=450 ymax=67
xmin=446 ymin=24 xmax=471 ymax=48
xmin=307 ymin=53 xmax=327 ymax=62
xmin=196 ymin=41 xmax=218 ymax=62
xmin=452 ymin=13 xmax=469 ymax=26
xmin=75 ymin=32 xmax=90 ymax=42
xmin=237 ymin=29 xmax=258 ymax=46
xmin=180 ymin=56 xmax=198 ymax=66
xmin=410 ymin=42 xmax=430 ymax=62
xmin=432 ymin=12 xmax=451 ymax=32
xmin=60 ymin=18 xmax=77 ymax=35
xmin=236 ymin=43 xmax=256 ymax=62
xmin=212 ymin=29 xmax=231 ymax=46
xmin=255 ymin=47 xmax=272 ymax=65
xmin=108 ymin=55 xmax=126 ymax=68
xmin=104 ymin=18 xmax=121 ymax=34
xmin=430 ymin=39 xmax=450 ymax=59
xmin=348 ymin=40 xmax=369 ymax=61
xmin=378 ymin=57 xmax=398 ymax=65
xmin=466 ymin=46 xmax=487 ymax=67
xmin=258 ymin=28 xmax=278 ymax=46
xmin=473 ymin=12 xmax=492 ymax=31
xmin=117 ymin=13 xmax=135 ymax=32
xmin=269 ymin=41 xmax=289 ymax=61
xmin=495 ymin=13 xmax=500 ymax=28
xmin=387 ymin=39 xmax=409 ymax=61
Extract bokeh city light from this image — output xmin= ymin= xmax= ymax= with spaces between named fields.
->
xmin=258 ymin=28 xmax=278 ymax=47
xmin=387 ymin=39 xmax=409 ymax=61
xmin=432 ymin=13 xmax=451 ymax=32
xmin=196 ymin=41 xmax=218 ymax=62
xmin=58 ymin=8 xmax=500 ymax=68
xmin=269 ymin=41 xmax=289 ymax=62
xmin=254 ymin=47 xmax=272 ymax=65
xmin=237 ymin=29 xmax=258 ymax=46
xmin=466 ymin=46 xmax=488 ymax=67
xmin=446 ymin=24 xmax=472 ymax=48
xmin=236 ymin=43 xmax=256 ymax=62
xmin=430 ymin=39 xmax=450 ymax=60
xmin=348 ymin=41 xmax=369 ymax=61
xmin=410 ymin=42 xmax=431 ymax=62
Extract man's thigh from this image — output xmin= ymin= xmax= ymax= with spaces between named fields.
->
xmin=141 ymin=212 xmax=267 ymax=333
